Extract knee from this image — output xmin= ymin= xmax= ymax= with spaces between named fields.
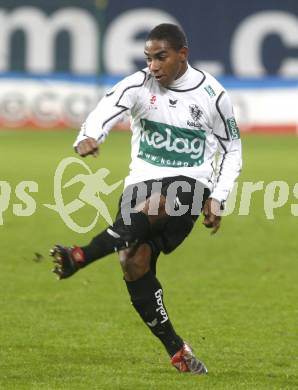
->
xmin=119 ymin=244 xmax=151 ymax=281
xmin=119 ymin=247 xmax=136 ymax=270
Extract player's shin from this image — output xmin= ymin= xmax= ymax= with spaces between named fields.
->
xmin=125 ymin=271 xmax=184 ymax=357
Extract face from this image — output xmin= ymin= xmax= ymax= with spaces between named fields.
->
xmin=144 ymin=39 xmax=188 ymax=87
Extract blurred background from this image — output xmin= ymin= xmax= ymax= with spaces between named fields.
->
xmin=0 ymin=0 xmax=297 ymax=133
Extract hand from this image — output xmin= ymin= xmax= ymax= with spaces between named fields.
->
xmin=76 ymin=137 xmax=99 ymax=157
xmin=202 ymin=198 xmax=222 ymax=234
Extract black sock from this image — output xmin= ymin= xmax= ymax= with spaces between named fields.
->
xmin=125 ymin=271 xmax=184 ymax=357
xmin=80 ymin=212 xmax=150 ymax=266
xmin=81 ymin=230 xmax=116 ymax=264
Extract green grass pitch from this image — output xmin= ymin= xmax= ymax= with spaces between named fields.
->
xmin=0 ymin=130 xmax=297 ymax=389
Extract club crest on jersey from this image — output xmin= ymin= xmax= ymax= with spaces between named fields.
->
xmin=187 ymin=104 xmax=203 ymax=128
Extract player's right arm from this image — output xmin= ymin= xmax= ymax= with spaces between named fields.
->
xmin=76 ymin=136 xmax=99 ymax=157
xmin=74 ymin=70 xmax=147 ymax=157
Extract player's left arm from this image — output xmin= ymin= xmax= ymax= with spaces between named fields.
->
xmin=204 ymin=90 xmax=242 ymax=233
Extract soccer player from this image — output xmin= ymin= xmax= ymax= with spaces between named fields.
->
xmin=50 ymin=23 xmax=242 ymax=374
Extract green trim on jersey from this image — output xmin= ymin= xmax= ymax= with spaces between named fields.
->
xmin=138 ymin=119 xmax=206 ymax=167
xmin=227 ymin=117 xmax=240 ymax=140
xmin=204 ymin=85 xmax=216 ymax=97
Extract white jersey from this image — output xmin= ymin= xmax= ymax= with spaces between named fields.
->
xmin=74 ymin=65 xmax=242 ymax=203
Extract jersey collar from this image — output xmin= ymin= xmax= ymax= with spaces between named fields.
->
xmin=166 ymin=64 xmax=206 ymax=92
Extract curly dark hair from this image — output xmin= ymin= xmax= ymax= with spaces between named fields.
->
xmin=146 ymin=23 xmax=188 ymax=51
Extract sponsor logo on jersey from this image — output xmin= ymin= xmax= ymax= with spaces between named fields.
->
xmin=150 ymin=95 xmax=157 ymax=105
xmin=138 ymin=118 xmax=206 ymax=167
xmin=204 ymin=85 xmax=216 ymax=97
xmin=187 ymin=104 xmax=203 ymax=128
xmin=149 ymin=95 xmax=158 ymax=110
xmin=169 ymin=98 xmax=177 ymax=107
xmin=227 ymin=117 xmax=240 ymax=140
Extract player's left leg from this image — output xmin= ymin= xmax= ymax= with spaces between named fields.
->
xmin=120 ymin=242 xmax=184 ymax=357
xmin=120 ymin=242 xmax=207 ymax=374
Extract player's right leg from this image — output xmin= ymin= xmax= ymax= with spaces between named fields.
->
xmin=50 ymin=180 xmax=166 ymax=279
xmin=50 ymin=245 xmax=85 ymax=279
xmin=50 ymin=208 xmax=151 ymax=279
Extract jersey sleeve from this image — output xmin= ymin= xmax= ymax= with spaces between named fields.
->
xmin=210 ymin=90 xmax=242 ymax=203
xmin=74 ymin=71 xmax=146 ymax=148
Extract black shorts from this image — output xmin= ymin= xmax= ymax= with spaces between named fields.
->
xmin=116 ymin=175 xmax=210 ymax=256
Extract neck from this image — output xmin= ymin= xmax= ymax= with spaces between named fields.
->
xmin=175 ymin=63 xmax=188 ymax=80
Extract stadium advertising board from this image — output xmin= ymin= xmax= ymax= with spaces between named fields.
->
xmin=0 ymin=0 xmax=297 ymax=131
